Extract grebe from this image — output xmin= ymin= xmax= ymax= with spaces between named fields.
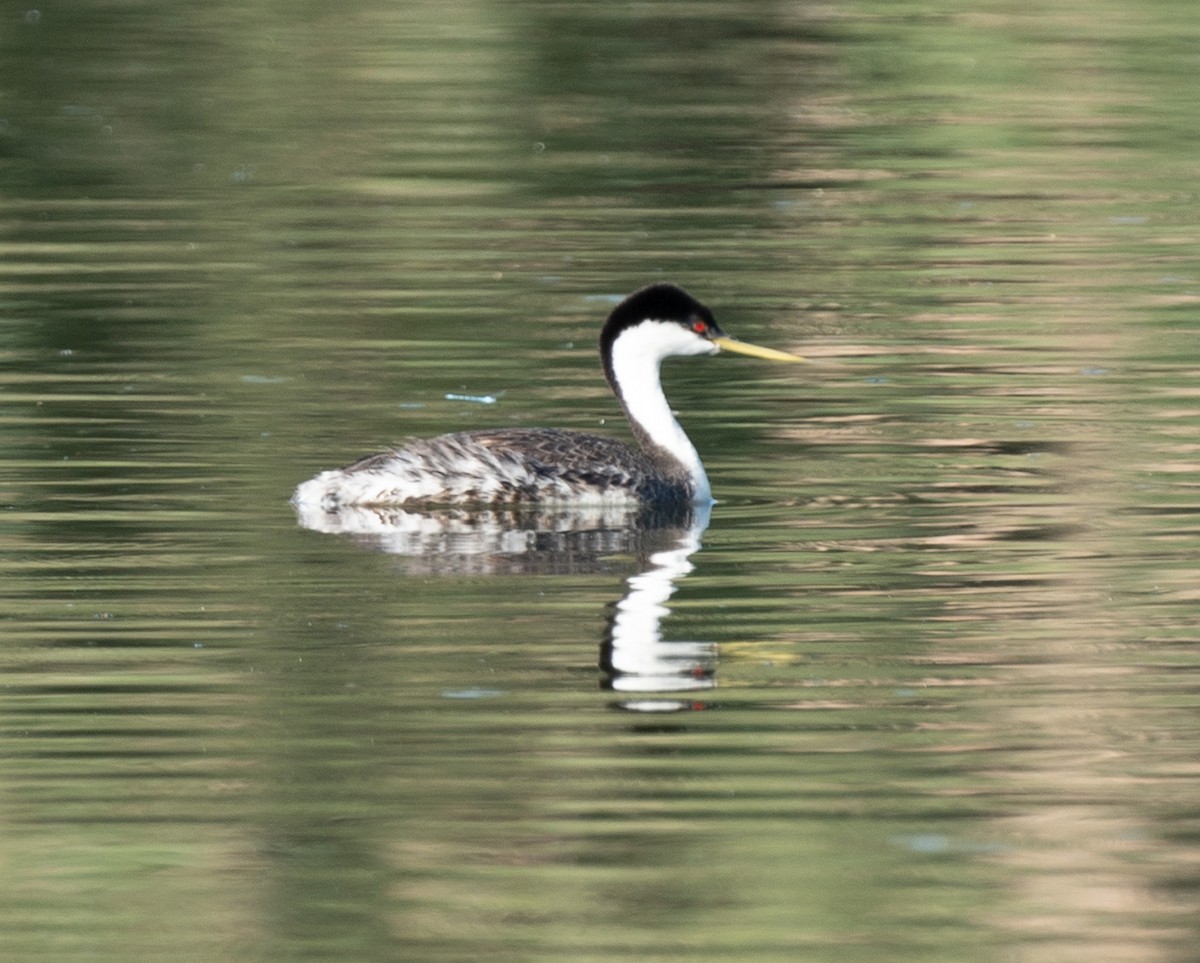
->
xmin=291 ymin=283 xmax=802 ymax=511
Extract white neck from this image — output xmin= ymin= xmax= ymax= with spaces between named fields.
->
xmin=608 ymin=322 xmax=715 ymax=502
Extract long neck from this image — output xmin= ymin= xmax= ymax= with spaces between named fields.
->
xmin=606 ymin=329 xmax=711 ymax=502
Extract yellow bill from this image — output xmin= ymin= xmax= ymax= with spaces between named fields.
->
xmin=712 ymin=336 xmax=805 ymax=363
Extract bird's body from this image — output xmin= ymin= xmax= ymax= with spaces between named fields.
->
xmin=291 ymin=283 xmax=801 ymax=513
xmin=304 ymin=427 xmax=696 ymax=507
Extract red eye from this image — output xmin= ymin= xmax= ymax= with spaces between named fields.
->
xmin=692 ymin=320 xmax=707 ymax=334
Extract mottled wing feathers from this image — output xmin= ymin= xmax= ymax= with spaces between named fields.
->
xmin=468 ymin=428 xmax=671 ymax=498
xmin=292 ymin=427 xmax=691 ymax=511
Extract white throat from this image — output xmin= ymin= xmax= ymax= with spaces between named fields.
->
xmin=608 ymin=321 xmax=716 ymax=502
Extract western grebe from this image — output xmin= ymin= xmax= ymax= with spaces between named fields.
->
xmin=291 ymin=282 xmax=803 ymax=511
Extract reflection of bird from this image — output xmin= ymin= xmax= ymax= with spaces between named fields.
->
xmin=291 ymin=282 xmax=802 ymax=511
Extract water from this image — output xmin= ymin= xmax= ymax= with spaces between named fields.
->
xmin=2 ymin=2 xmax=1199 ymax=961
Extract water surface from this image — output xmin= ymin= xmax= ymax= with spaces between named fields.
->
xmin=2 ymin=2 xmax=1199 ymax=961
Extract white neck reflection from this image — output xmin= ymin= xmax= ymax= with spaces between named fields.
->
xmin=604 ymin=502 xmax=714 ymax=710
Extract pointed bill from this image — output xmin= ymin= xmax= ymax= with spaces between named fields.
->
xmin=711 ymin=336 xmax=805 ymax=363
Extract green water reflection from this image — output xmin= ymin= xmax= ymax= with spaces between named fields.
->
xmin=2 ymin=1 xmax=1199 ymax=961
